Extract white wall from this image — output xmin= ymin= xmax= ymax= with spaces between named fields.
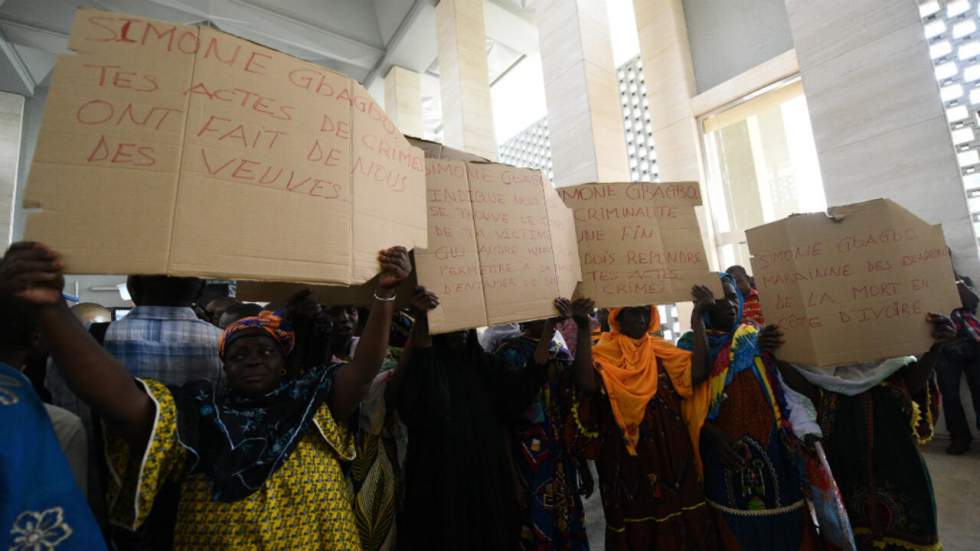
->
xmin=0 ymin=92 xmax=23 ymax=247
xmin=786 ymin=0 xmax=980 ymax=281
xmin=683 ymin=0 xmax=794 ymax=93
xmin=12 ymin=86 xmax=43 ymax=242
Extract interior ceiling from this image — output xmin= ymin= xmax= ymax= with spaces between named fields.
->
xmin=0 ymin=0 xmax=537 ymax=100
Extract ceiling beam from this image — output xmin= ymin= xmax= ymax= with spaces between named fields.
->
xmin=485 ymin=1 xmax=538 ymax=54
xmin=208 ymin=0 xmax=383 ymax=68
xmin=362 ymin=0 xmax=429 ymax=88
xmin=0 ymin=0 xmax=386 ymax=71
xmin=0 ymin=18 xmax=68 ymax=55
xmin=0 ymin=28 xmax=34 ymax=95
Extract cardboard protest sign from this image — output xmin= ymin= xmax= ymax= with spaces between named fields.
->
xmin=234 ymin=274 xmax=414 ymax=308
xmin=23 ymin=9 xmax=426 ymax=284
xmin=557 ymin=182 xmax=719 ymax=307
xmin=746 ymin=198 xmax=960 ymax=367
xmin=414 ymin=153 xmax=580 ymax=334
xmin=406 ymin=136 xmax=488 ymax=163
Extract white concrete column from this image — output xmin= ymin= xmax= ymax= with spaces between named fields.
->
xmin=632 ymin=0 xmax=703 ymax=182
xmin=536 ymin=0 xmax=629 ymax=186
xmin=384 ymin=65 xmax=424 ymax=138
xmin=786 ymin=0 xmax=980 ymax=279
xmin=632 ymin=0 xmax=719 ymax=282
xmin=435 ymin=0 xmax=498 ymax=160
xmin=0 ymin=91 xmax=23 ymax=247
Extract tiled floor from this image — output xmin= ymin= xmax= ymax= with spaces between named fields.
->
xmin=582 ymin=438 xmax=980 ymax=550
xmin=922 ymin=438 xmax=980 ymax=551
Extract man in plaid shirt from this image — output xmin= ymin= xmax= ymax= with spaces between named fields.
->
xmin=104 ymin=275 xmax=222 ymax=383
xmin=47 ymin=276 xmax=222 ymax=417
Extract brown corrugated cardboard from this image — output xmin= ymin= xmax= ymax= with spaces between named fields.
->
xmin=23 ymin=10 xmax=426 ymax=284
xmin=405 ymin=135 xmax=489 ymax=163
xmin=746 ymin=198 xmax=960 ymax=367
xmin=557 ymin=182 xmax=719 ymax=307
xmin=413 ymin=154 xmax=581 ymax=334
xmin=235 ymin=275 xmax=414 ymax=308
xmin=544 ymin=183 xmax=582 ymax=299
xmin=414 ymin=159 xmax=487 ymax=332
xmin=467 ymin=163 xmax=559 ymax=325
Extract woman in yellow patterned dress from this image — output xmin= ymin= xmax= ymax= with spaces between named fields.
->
xmin=1 ymin=241 xmax=412 ymax=550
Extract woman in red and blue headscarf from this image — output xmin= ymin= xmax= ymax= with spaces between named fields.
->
xmin=678 ymin=272 xmax=822 ymax=551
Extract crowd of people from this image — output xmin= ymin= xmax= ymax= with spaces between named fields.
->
xmin=1 ymin=240 xmax=977 ymax=551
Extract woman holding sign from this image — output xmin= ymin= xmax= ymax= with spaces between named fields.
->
xmin=0 ymin=241 xmax=411 ymax=550
xmin=494 ymin=308 xmax=593 ymax=551
xmin=392 ymin=287 xmax=527 ymax=551
xmin=776 ymin=322 xmax=947 ymax=551
xmin=678 ymin=273 xmax=822 ymax=551
xmin=568 ymin=302 xmax=718 ymax=550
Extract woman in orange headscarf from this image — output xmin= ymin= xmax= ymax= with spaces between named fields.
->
xmin=565 ymin=299 xmax=716 ymax=550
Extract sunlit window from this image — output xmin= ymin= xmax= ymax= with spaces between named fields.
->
xmin=700 ymin=79 xmax=826 ymax=268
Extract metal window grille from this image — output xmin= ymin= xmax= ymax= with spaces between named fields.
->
xmin=920 ymin=0 xmax=980 ymax=247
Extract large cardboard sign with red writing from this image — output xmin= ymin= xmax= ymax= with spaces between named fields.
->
xmin=747 ymin=199 xmax=960 ymax=367
xmin=23 ymin=9 xmax=426 ymax=284
xmin=557 ymin=182 xmax=720 ymax=307
xmin=415 ymin=158 xmax=581 ymax=334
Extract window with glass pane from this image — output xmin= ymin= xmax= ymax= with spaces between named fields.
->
xmin=701 ymin=79 xmax=827 ymax=268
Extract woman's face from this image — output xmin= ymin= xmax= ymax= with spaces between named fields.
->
xmin=223 ymin=334 xmax=285 ymax=396
xmin=617 ymin=307 xmax=651 ymax=340
xmin=326 ymin=306 xmax=357 ymax=341
xmin=709 ymin=280 xmax=740 ymax=330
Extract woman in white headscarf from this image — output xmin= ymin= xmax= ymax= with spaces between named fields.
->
xmin=776 ymin=316 xmax=949 ymax=551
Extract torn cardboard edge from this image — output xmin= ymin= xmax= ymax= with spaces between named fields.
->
xmin=406 ymin=135 xmax=491 ymax=163
xmin=235 ymin=272 xmax=415 ymax=308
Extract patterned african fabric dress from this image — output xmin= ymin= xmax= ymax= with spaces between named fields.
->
xmin=680 ymin=325 xmax=822 ymax=551
xmin=348 ymin=348 xmax=404 ymax=551
xmin=104 ymin=378 xmax=359 ymax=550
xmin=816 ymin=368 xmax=941 ymax=551
xmin=569 ymin=360 xmax=717 ymax=550
xmin=495 ymin=335 xmax=589 ymax=551
xmin=701 ymin=361 xmax=823 ymax=550
xmin=1 ymin=362 xmax=105 ymax=551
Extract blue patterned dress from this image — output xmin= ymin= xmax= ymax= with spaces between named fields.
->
xmin=496 ymin=335 xmax=589 ymax=551
xmin=0 ymin=362 xmax=105 ymax=551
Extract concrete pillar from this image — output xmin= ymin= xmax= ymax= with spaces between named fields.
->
xmin=0 ymin=92 xmax=23 ymax=247
xmin=632 ymin=0 xmax=719 ymax=283
xmin=786 ymin=0 xmax=980 ymax=279
xmin=435 ymin=0 xmax=498 ymax=160
xmin=384 ymin=65 xmax=424 ymax=137
xmin=536 ymin=0 xmax=629 ymax=186
xmin=632 ymin=0 xmax=703 ymax=182
xmin=632 ymin=0 xmax=716 ymax=334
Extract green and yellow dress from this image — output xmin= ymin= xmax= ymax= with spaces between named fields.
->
xmin=105 ymin=377 xmax=359 ymax=550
